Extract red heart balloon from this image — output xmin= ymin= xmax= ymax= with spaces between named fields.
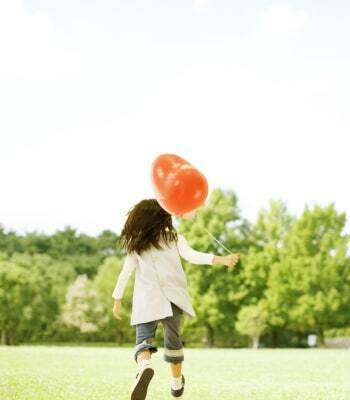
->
xmin=151 ymin=154 xmax=208 ymax=217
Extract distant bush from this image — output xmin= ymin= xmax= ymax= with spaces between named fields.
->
xmin=325 ymin=327 xmax=350 ymax=338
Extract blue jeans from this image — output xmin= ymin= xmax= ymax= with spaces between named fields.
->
xmin=134 ymin=302 xmax=185 ymax=364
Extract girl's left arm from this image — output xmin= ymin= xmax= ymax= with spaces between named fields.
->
xmin=176 ymin=234 xmax=239 ymax=268
xmin=176 ymin=234 xmax=215 ymax=265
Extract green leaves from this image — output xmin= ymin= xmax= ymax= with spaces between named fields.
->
xmin=265 ymin=204 xmax=350 ymax=344
xmin=0 ymin=253 xmax=74 ymax=344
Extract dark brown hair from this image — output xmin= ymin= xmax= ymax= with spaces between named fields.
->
xmin=119 ymin=199 xmax=178 ymax=255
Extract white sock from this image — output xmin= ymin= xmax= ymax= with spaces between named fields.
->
xmin=138 ymin=359 xmax=151 ymax=371
xmin=170 ymin=376 xmax=183 ymax=390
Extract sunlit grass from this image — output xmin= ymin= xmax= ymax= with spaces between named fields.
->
xmin=1 ymin=345 xmax=349 ymax=400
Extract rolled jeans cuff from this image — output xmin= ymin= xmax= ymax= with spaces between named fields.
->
xmin=163 ymin=347 xmax=184 ymax=363
xmin=134 ymin=339 xmax=158 ymax=362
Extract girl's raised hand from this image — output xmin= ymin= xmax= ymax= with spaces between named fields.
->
xmin=225 ymin=253 xmax=240 ymax=269
xmin=113 ymin=299 xmax=122 ymax=320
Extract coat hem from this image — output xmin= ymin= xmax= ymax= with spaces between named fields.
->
xmin=130 ymin=311 xmax=196 ymax=326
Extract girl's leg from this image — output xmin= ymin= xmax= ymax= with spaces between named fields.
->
xmin=161 ymin=303 xmax=185 ymax=394
xmin=134 ymin=321 xmax=158 ymax=365
xmin=170 ymin=361 xmax=182 ymax=378
xmin=161 ymin=303 xmax=184 ymax=366
xmin=131 ymin=324 xmax=158 ymax=400
xmin=136 ymin=349 xmax=151 ymax=364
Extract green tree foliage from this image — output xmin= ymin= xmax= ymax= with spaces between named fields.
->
xmin=177 ymin=188 xmax=248 ymax=346
xmin=240 ymin=200 xmax=294 ymax=346
xmin=0 ymin=225 xmax=120 ymax=278
xmin=0 ymin=225 xmax=24 ymax=255
xmin=0 ymin=253 xmax=74 ymax=344
xmin=242 ymin=200 xmax=293 ymax=299
xmin=0 ymin=224 xmax=120 ymax=345
xmin=49 ymin=227 xmax=116 ymax=277
xmin=265 ymin=204 xmax=350 ymax=345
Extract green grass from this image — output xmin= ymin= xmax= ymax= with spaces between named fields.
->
xmin=1 ymin=346 xmax=349 ymax=400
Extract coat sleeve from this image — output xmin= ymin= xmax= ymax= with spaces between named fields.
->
xmin=176 ymin=234 xmax=215 ymax=265
xmin=111 ymin=252 xmax=138 ymax=300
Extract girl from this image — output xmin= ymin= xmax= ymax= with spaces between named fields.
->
xmin=112 ymin=199 xmax=239 ymax=400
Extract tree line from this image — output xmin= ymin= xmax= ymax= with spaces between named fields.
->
xmin=1 ymin=188 xmax=349 ymax=347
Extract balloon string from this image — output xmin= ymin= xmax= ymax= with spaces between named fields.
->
xmin=202 ymin=227 xmax=233 ymax=254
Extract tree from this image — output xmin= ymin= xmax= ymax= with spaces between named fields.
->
xmin=49 ymin=226 xmax=112 ymax=277
xmin=0 ymin=257 xmax=31 ymax=345
xmin=0 ymin=224 xmax=120 ymax=278
xmin=0 ymin=253 xmax=74 ymax=344
xmin=236 ymin=303 xmax=268 ymax=349
xmin=0 ymin=225 xmax=24 ymax=255
xmin=177 ymin=188 xmax=247 ymax=346
xmin=96 ymin=230 xmax=121 ymax=257
xmin=266 ymin=203 xmax=350 ymax=346
xmin=240 ymin=200 xmax=294 ymax=346
xmin=57 ymin=275 xmax=108 ymax=340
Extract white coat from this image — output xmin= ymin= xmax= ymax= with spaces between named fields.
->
xmin=111 ymin=232 xmax=214 ymax=326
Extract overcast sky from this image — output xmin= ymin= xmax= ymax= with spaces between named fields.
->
xmin=1 ymin=0 xmax=349 ymax=236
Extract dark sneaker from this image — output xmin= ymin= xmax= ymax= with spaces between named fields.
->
xmin=171 ymin=374 xmax=185 ymax=397
xmin=131 ymin=367 xmax=154 ymax=400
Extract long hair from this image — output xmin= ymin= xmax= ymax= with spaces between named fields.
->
xmin=119 ymin=199 xmax=178 ymax=255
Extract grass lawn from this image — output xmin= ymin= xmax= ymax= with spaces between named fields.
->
xmin=1 ymin=345 xmax=349 ymax=400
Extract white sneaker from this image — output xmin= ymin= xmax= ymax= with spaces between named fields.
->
xmin=171 ymin=374 xmax=185 ymax=398
xmin=130 ymin=367 xmax=154 ymax=400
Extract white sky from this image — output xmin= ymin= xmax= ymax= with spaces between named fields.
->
xmin=1 ymin=0 xmax=349 ymax=236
